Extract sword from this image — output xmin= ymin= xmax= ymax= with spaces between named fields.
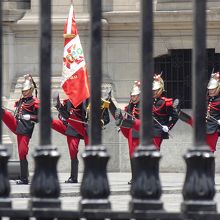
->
xmin=206 ymin=113 xmax=219 ymax=124
xmin=67 ymin=117 xmax=88 ymax=125
xmin=120 ymin=109 xmax=173 ymax=138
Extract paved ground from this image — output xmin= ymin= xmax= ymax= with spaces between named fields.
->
xmin=7 ymin=172 xmax=220 ymax=212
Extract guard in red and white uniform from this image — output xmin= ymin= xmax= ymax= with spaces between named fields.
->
xmin=112 ymin=81 xmax=141 ymax=185
xmin=177 ymin=72 xmax=220 ymax=152
xmin=151 ymin=74 xmax=178 ymax=149
xmin=52 ymin=96 xmax=88 ymax=183
xmin=123 ymin=81 xmax=141 ymax=157
xmin=206 ymin=72 xmax=220 ymax=152
xmin=53 ymin=94 xmax=110 ymax=183
xmin=2 ymin=74 xmax=39 ymax=184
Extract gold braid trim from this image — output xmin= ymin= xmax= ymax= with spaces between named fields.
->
xmin=63 ymin=34 xmax=76 ymax=38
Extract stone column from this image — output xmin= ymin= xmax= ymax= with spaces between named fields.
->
xmin=2 ymin=0 xmax=31 ymax=97
xmin=3 ymin=26 xmax=15 ymax=98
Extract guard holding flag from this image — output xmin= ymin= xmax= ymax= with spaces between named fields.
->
xmin=1 ymin=74 xmax=39 ymax=184
xmin=53 ymin=93 xmax=110 ymax=183
xmin=53 ymin=93 xmax=110 ymax=144
xmin=52 ymin=93 xmax=88 ymax=183
xmin=53 ymin=1 xmax=90 ymax=183
xmin=58 ymin=2 xmax=111 ymax=182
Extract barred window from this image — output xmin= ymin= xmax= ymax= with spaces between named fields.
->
xmin=154 ymin=49 xmax=220 ymax=109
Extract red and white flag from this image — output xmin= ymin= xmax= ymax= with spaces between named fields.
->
xmin=61 ymin=4 xmax=90 ymax=107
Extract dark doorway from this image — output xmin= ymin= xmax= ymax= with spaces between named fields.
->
xmin=154 ymin=49 xmax=220 ymax=108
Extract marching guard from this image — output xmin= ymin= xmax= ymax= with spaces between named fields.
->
xmin=107 ymin=81 xmax=141 ymax=184
xmin=206 ymin=72 xmax=220 ymax=152
xmin=151 ymin=74 xmax=179 ymax=149
xmin=1 ymin=74 xmax=39 ymax=184
xmin=52 ymin=94 xmax=89 ymax=183
xmin=53 ymin=93 xmax=110 ymax=183
xmin=176 ymin=72 xmax=220 ymax=153
xmin=120 ymin=81 xmax=141 ymax=185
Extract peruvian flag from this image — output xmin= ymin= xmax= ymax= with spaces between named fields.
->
xmin=61 ymin=4 xmax=90 ymax=107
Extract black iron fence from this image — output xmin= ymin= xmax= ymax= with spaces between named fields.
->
xmin=0 ymin=0 xmax=218 ymax=219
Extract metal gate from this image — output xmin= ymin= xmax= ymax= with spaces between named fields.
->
xmin=0 ymin=0 xmax=217 ymax=219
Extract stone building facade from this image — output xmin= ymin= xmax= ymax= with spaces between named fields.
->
xmin=2 ymin=0 xmax=220 ymax=173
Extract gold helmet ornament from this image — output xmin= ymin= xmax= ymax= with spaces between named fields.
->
xmin=130 ymin=81 xmax=141 ymax=96
xmin=152 ymin=74 xmax=164 ymax=97
xmin=207 ymin=72 xmax=220 ymax=90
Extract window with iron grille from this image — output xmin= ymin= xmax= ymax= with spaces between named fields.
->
xmin=154 ymin=49 xmax=220 ymax=109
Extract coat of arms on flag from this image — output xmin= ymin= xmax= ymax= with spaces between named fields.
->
xmin=61 ymin=3 xmax=90 ymax=108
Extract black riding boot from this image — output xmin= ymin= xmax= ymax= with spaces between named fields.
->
xmin=128 ymin=159 xmax=135 ymax=185
xmin=16 ymin=158 xmax=29 ymax=185
xmin=212 ymin=158 xmax=215 ymax=184
xmin=65 ymin=158 xmax=79 ymax=183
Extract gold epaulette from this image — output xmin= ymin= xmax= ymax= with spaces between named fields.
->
xmin=101 ymin=99 xmax=110 ymax=109
xmin=86 ymin=99 xmax=110 ymax=110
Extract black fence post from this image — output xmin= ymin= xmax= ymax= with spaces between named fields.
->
xmin=29 ymin=0 xmax=61 ymax=210
xmin=181 ymin=0 xmax=216 ymax=216
xmin=79 ymin=0 xmax=111 ymax=211
xmin=129 ymin=0 xmax=163 ymax=212
xmin=0 ymin=0 xmax=11 ymax=209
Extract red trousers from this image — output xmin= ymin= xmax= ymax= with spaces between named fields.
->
xmin=2 ymin=110 xmax=30 ymax=160
xmin=120 ymin=127 xmax=162 ymax=158
xmin=66 ymin=116 xmax=89 ymax=145
xmin=132 ymin=119 xmax=163 ymax=151
xmin=206 ymin=132 xmax=219 ymax=152
xmin=51 ymin=119 xmax=87 ymax=159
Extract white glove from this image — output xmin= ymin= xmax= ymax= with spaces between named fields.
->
xmin=162 ymin=125 xmax=169 ymax=133
xmin=218 ymin=120 xmax=220 ymax=125
xmin=61 ymin=117 xmax=67 ymax=121
xmin=22 ymin=114 xmax=31 ymax=121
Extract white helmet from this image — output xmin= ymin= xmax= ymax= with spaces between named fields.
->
xmin=22 ymin=74 xmax=34 ymax=92
xmin=22 ymin=80 xmax=33 ymax=91
xmin=152 ymin=74 xmax=164 ymax=90
xmin=207 ymin=72 xmax=220 ymax=90
xmin=130 ymin=81 xmax=141 ymax=96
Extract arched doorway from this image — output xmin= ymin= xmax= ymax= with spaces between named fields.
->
xmin=154 ymin=49 xmax=220 ymax=108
